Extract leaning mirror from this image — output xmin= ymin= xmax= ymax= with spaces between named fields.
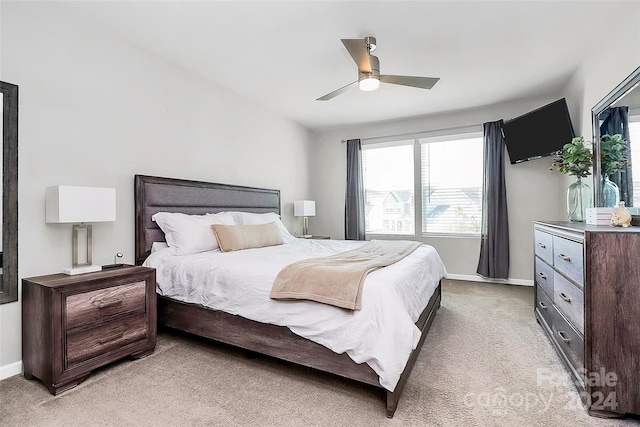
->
xmin=0 ymin=81 xmax=18 ymax=304
xmin=592 ymin=66 xmax=640 ymax=209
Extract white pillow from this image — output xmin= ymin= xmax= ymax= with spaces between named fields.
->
xmin=152 ymin=212 xmax=234 ymax=255
xmin=151 ymin=242 xmax=169 ymax=253
xmin=220 ymin=211 xmax=296 ymax=243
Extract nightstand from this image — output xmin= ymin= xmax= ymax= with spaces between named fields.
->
xmin=22 ymin=266 xmax=156 ymax=395
xmin=298 ymin=235 xmax=330 ymax=239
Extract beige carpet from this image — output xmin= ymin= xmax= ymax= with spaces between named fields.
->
xmin=2 ymin=279 xmax=639 ymax=426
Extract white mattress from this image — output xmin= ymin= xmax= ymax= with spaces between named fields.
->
xmin=143 ymin=239 xmax=447 ymax=391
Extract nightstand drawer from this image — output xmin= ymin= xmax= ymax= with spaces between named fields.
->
xmin=66 ymin=281 xmax=146 ymax=329
xmin=66 ymin=312 xmax=147 ymax=366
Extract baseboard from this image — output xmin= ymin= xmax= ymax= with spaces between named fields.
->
xmin=0 ymin=360 xmax=22 ymax=381
xmin=445 ymin=274 xmax=534 ymax=287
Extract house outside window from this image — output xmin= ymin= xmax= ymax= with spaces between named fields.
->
xmin=362 ymin=129 xmax=483 ymax=237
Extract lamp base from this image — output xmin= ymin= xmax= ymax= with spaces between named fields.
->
xmin=62 ymin=265 xmax=102 ymax=275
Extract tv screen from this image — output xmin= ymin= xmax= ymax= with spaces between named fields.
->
xmin=503 ymin=98 xmax=575 ymax=164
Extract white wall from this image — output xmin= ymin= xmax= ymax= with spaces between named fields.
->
xmin=310 ymin=99 xmax=568 ymax=283
xmin=0 ymin=3 xmax=313 ymax=375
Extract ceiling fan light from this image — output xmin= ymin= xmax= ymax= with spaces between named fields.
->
xmin=359 ymin=76 xmax=380 ymax=91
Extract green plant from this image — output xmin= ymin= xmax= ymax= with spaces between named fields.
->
xmin=600 ymin=133 xmax=628 ymax=176
xmin=550 ymin=136 xmax=593 ymax=178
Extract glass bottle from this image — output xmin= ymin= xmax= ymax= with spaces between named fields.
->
xmin=567 ymin=177 xmax=592 ymax=222
xmin=601 ymin=176 xmax=620 ymax=208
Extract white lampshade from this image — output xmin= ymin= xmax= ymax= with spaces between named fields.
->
xmin=46 ymin=186 xmax=116 ymax=223
xmin=294 ymin=200 xmax=316 ymax=217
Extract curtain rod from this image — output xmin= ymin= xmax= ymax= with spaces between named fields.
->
xmin=339 ymin=124 xmax=482 ymax=145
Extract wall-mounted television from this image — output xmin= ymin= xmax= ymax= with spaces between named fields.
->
xmin=502 ymin=98 xmax=575 ymax=164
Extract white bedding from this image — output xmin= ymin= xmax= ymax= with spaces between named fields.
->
xmin=143 ymin=238 xmax=447 ymax=391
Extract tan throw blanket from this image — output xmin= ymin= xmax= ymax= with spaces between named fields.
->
xmin=270 ymin=240 xmax=422 ymax=310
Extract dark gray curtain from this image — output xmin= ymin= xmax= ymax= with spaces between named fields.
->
xmin=600 ymin=106 xmax=632 ymax=206
xmin=477 ymin=120 xmax=509 ymax=279
xmin=345 ymin=139 xmax=366 ymax=240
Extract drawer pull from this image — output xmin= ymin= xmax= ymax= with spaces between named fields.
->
xmin=95 ymin=298 xmax=124 ymax=309
xmin=538 ymin=242 xmax=546 ymax=249
xmin=97 ymin=331 xmax=124 ymax=345
xmin=538 ymin=272 xmax=547 ymax=280
xmin=559 ymin=293 xmax=571 ymax=303
xmin=558 ymin=254 xmax=571 ymax=262
xmin=538 ymin=301 xmax=547 ymax=310
xmin=557 ymin=330 xmax=571 ymax=344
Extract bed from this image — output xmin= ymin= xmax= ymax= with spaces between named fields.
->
xmin=134 ymin=174 xmax=446 ymax=417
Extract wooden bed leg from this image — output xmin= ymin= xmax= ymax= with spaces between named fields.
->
xmin=386 ymin=391 xmax=399 ymax=418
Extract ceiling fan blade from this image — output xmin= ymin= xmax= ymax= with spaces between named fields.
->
xmin=316 ymin=81 xmax=358 ymax=101
xmin=380 ymin=75 xmax=440 ymax=89
xmin=341 ymin=38 xmax=372 ymax=73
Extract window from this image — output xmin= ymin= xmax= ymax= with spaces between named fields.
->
xmin=421 ymin=136 xmax=484 ymax=234
xmin=362 ymin=130 xmax=483 ymax=236
xmin=362 ymin=141 xmax=414 ymax=235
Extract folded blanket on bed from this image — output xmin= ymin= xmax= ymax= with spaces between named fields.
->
xmin=270 ymin=240 xmax=422 ymax=310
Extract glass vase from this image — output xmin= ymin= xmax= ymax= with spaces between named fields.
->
xmin=601 ymin=176 xmax=620 ymax=208
xmin=567 ymin=177 xmax=592 ymax=222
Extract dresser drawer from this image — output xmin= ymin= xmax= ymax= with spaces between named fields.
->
xmin=552 ymin=236 xmax=584 ymax=288
xmin=535 ymin=258 xmax=554 ymax=298
xmin=534 ymin=229 xmax=554 ymax=264
xmin=66 ymin=281 xmax=146 ymax=330
xmin=554 ymin=273 xmax=584 ymax=335
xmin=66 ymin=312 xmax=148 ymax=367
xmin=536 ymin=285 xmax=555 ymax=329
xmin=550 ymin=308 xmax=585 ymax=378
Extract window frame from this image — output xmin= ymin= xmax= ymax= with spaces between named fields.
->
xmin=362 ymin=126 xmax=483 ymax=239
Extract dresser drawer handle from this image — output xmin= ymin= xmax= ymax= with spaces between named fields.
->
xmin=557 ymin=330 xmax=571 ymax=344
xmin=538 ymin=242 xmax=546 ymax=249
xmin=538 ymin=301 xmax=547 ymax=310
xmin=558 ymin=254 xmax=571 ymax=262
xmin=559 ymin=293 xmax=571 ymax=303
xmin=97 ymin=331 xmax=124 ymax=345
xmin=95 ymin=298 xmax=124 ymax=309
xmin=538 ymin=272 xmax=547 ymax=280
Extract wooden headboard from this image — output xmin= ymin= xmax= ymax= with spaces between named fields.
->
xmin=134 ymin=175 xmax=281 ymax=265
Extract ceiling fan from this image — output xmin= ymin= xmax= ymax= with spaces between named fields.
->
xmin=316 ymin=36 xmax=440 ymax=101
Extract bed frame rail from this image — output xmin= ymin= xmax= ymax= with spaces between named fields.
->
xmin=158 ymin=283 xmax=441 ymax=417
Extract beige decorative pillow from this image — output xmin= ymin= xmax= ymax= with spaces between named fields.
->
xmin=211 ymin=222 xmax=285 ymax=252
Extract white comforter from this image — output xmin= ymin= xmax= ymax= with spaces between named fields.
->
xmin=143 ymin=239 xmax=447 ymax=391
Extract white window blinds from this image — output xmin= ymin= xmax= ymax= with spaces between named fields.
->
xmin=420 ymin=136 xmax=483 ymax=234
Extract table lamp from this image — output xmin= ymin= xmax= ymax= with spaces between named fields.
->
xmin=294 ymin=200 xmax=315 ymax=237
xmin=46 ymin=185 xmax=116 ymax=275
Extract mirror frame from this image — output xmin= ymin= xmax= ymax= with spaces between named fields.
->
xmin=0 ymin=81 xmax=18 ymax=304
xmin=591 ymin=66 xmax=640 ymax=207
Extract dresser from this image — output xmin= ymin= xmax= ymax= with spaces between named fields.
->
xmin=534 ymin=221 xmax=640 ymax=416
xmin=22 ymin=266 xmax=156 ymax=395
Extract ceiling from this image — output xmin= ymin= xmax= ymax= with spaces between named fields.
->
xmin=52 ymin=1 xmax=636 ymax=131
